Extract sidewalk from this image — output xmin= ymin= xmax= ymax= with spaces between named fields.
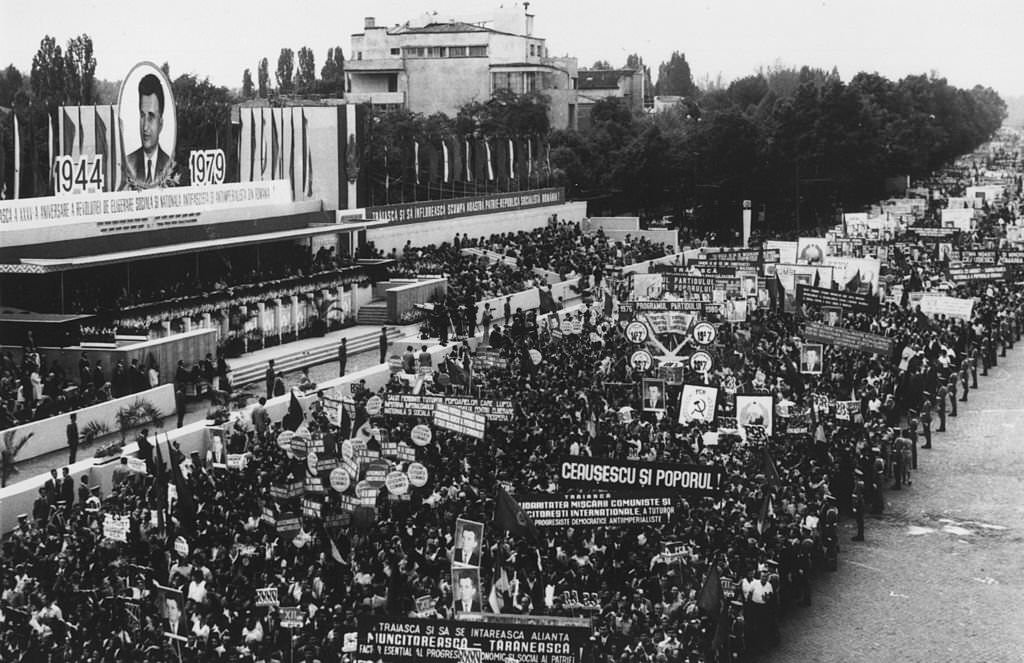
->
xmin=5 ymin=321 xmax=425 ymax=483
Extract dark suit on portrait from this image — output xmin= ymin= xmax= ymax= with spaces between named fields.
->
xmin=452 ymin=548 xmax=481 ymax=567
xmin=454 ymin=597 xmax=482 ymax=614
xmin=125 ymin=147 xmax=171 ymax=188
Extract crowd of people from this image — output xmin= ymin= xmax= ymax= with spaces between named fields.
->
xmin=1 ymin=141 xmax=1021 ymax=662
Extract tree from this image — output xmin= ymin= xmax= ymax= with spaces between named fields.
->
xmin=242 ymin=68 xmax=255 ymax=99
xmin=296 ymin=47 xmax=316 ymax=94
xmin=626 ymin=53 xmax=653 ymax=101
xmin=172 ymin=74 xmax=236 ymax=180
xmin=0 ymin=65 xmax=24 ymax=108
xmin=656 ymin=51 xmax=696 ymax=97
xmin=64 ymin=34 xmax=96 ymax=104
xmin=590 ymin=60 xmax=612 ymax=70
xmin=320 ymin=46 xmax=345 ymax=95
xmin=257 ymin=58 xmax=270 ymax=98
xmin=276 ymin=48 xmax=294 ymax=94
xmin=29 ymin=36 xmax=66 ymax=112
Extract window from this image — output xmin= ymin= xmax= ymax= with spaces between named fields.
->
xmin=525 ymin=71 xmax=537 ymax=92
xmin=491 ymin=72 xmax=512 ymax=92
xmin=468 ymin=45 xmax=488 ymax=57
xmin=403 ymin=47 xmax=425 ymax=57
xmin=529 ymin=44 xmax=535 ymax=56
xmin=390 ymin=48 xmax=400 ymax=56
xmin=427 ymin=46 xmax=445 ymax=58
xmin=448 ymin=46 xmax=466 ymax=57
xmin=387 ymin=74 xmax=398 ymax=92
xmin=356 ymin=52 xmax=362 ymax=60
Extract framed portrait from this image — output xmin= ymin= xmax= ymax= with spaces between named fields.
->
xmin=452 ymin=567 xmax=483 ymax=615
xmin=641 ymin=378 xmax=667 ymax=412
xmin=822 ymin=307 xmax=843 ymax=327
xmin=735 ymin=394 xmax=774 ymax=436
xmin=154 ymin=584 xmax=187 ymax=641
xmin=452 ymin=517 xmax=484 ymax=568
xmin=117 ymin=61 xmax=177 ymax=189
xmin=800 ymin=343 xmax=824 ymax=375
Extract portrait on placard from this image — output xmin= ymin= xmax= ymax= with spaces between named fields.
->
xmin=154 ymin=584 xmax=187 ymax=639
xmin=822 ymin=307 xmax=843 ymax=327
xmin=641 ymin=378 xmax=667 ymax=412
xmin=452 ymin=567 xmax=483 ymax=615
xmin=452 ymin=517 xmax=484 ymax=567
xmin=800 ymin=343 xmax=824 ymax=375
xmin=738 ymin=272 xmax=758 ymax=298
xmin=735 ymin=394 xmax=774 ymax=436
xmin=679 ymin=384 xmax=718 ymax=424
xmin=117 ymin=61 xmax=177 ymax=189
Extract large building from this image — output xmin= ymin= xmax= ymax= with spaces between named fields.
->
xmin=576 ymin=68 xmax=646 ymax=130
xmin=346 ymin=4 xmax=578 ymax=130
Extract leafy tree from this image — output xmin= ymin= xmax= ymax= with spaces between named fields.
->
xmin=320 ymin=46 xmax=345 ymax=95
xmin=276 ymin=48 xmax=294 ymax=94
xmin=626 ymin=53 xmax=653 ymax=101
xmin=590 ymin=60 xmax=612 ymax=70
xmin=29 ymin=36 xmax=65 ymax=112
xmin=655 ymin=51 xmax=696 ymax=97
xmin=257 ymin=58 xmax=270 ymax=97
xmin=172 ymin=74 xmax=237 ymax=181
xmin=64 ymin=34 xmax=96 ymax=104
xmin=456 ymin=89 xmax=550 ymax=136
xmin=0 ymin=65 xmax=24 ymax=108
xmin=296 ymin=47 xmax=316 ymax=94
xmin=242 ymin=68 xmax=255 ymax=99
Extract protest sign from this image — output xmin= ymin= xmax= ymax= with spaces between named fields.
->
xmin=518 ymin=493 xmax=675 ymax=527
xmin=952 ymin=249 xmax=997 ymax=264
xmin=803 ymin=321 xmax=893 ymax=355
xmin=330 ymin=467 xmax=351 ymax=493
xmin=226 ymin=453 xmax=248 ymax=470
xmin=386 ymin=470 xmax=410 ymax=496
xmin=471 ymin=350 xmax=509 ymax=371
xmin=662 ymin=541 xmax=689 ymax=562
xmin=662 ymin=274 xmax=717 ymax=300
xmin=384 ymin=394 xmax=514 ymax=421
xmin=301 ymin=497 xmax=323 ymax=518
xmin=735 ymin=395 xmax=774 ymax=436
xmin=255 ymin=587 xmax=279 ymax=607
xmin=410 ymin=424 xmax=433 ymax=446
xmin=679 ymin=385 xmax=718 ymax=424
xmin=795 ymin=284 xmax=879 ymax=313
xmin=559 ymin=458 xmax=723 ymax=496
xmin=356 ymin=616 xmax=590 ymax=663
xmin=948 ymin=264 xmax=1006 ymax=282
xmin=279 ymin=606 xmax=305 ymax=629
xmin=434 ymin=403 xmax=486 ymax=440
xmin=917 ymin=294 xmax=975 ymax=320
xmin=276 ymin=514 xmax=301 ymax=536
xmin=103 ymin=514 xmax=130 ymax=542
xmin=797 ymin=237 xmax=829 ymax=263
xmin=407 ymin=462 xmax=429 ymax=487
xmin=126 ymin=457 xmax=148 ymax=474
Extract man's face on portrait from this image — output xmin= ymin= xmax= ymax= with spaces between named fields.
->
xmin=139 ymin=92 xmax=163 ymax=154
xmin=459 ymin=577 xmax=476 ymax=603
xmin=460 ymin=528 xmax=478 ymax=557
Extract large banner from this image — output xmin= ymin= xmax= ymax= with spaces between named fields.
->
xmin=558 ymin=458 xmax=723 ymax=496
xmin=661 ymin=274 xmax=717 ymax=300
xmin=517 ymin=493 xmax=676 ymax=527
xmin=735 ymin=394 xmax=774 ymax=436
xmin=823 ymin=256 xmax=881 ymax=294
xmin=384 ymin=395 xmax=513 ymax=422
xmin=356 ymin=617 xmax=590 ymax=663
xmin=917 ymin=294 xmax=975 ymax=320
xmin=366 ymin=188 xmax=564 ymax=225
xmin=951 ymin=249 xmax=997 ymax=265
xmin=795 ymin=284 xmax=879 ymax=313
xmin=948 ymin=264 xmax=1006 ymax=282
xmin=803 ymin=321 xmax=893 ymax=355
xmin=434 ymin=404 xmax=486 ymax=440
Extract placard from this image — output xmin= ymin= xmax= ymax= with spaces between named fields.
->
xmin=103 ymin=513 xmax=130 ymax=542
xmin=279 ymin=606 xmax=305 ymax=629
xmin=948 ymin=264 xmax=1006 ymax=282
xmin=559 ymin=458 xmax=723 ymax=496
xmin=407 ymin=462 xmax=429 ymax=487
xmin=410 ymin=424 xmax=433 ymax=446
xmin=356 ymin=616 xmax=590 ymax=663
xmin=735 ymin=395 xmax=774 ymax=436
xmin=679 ymin=385 xmax=718 ymax=424
xmin=255 ymin=587 xmax=279 ymax=607
xmin=795 ymin=284 xmax=879 ymax=313
xmin=386 ymin=470 xmax=410 ymax=496
xmin=384 ymin=395 xmax=513 ymax=421
xmin=917 ymin=294 xmax=975 ymax=320
xmin=433 ymin=403 xmax=486 ymax=440
xmin=803 ymin=321 xmax=893 ymax=355
xmin=518 ymin=493 xmax=675 ymax=527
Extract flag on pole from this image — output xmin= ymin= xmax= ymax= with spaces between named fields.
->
xmin=249 ymin=108 xmax=256 ymax=181
xmin=12 ymin=113 xmax=21 ymax=199
xmin=414 ymin=139 xmax=420 ymax=185
xmin=300 ymin=109 xmax=308 ymax=193
xmin=62 ymin=108 xmax=76 ymax=157
xmin=442 ymin=139 xmax=450 ymax=183
xmin=282 ymin=390 xmax=305 ymax=432
xmin=508 ymin=137 xmax=515 ymax=179
xmin=465 ymin=137 xmax=472 ymax=182
xmin=260 ymin=108 xmax=268 ymax=178
xmin=527 ymin=136 xmax=533 ymax=178
xmin=289 ymin=108 xmax=296 ymax=190
xmin=94 ymin=108 xmax=107 ymax=191
xmin=109 ymin=106 xmax=119 ymax=190
xmin=697 ymin=566 xmax=723 ymax=616
xmin=493 ymin=486 xmax=540 ymax=543
xmin=761 ymin=447 xmax=781 ymax=489
xmin=305 ymin=114 xmax=313 ymax=197
xmin=756 ymin=492 xmax=774 ymax=534
xmin=384 ymin=145 xmax=390 ymax=198
xmin=47 ymin=112 xmax=54 ymax=187
xmin=485 ymin=139 xmax=494 ymax=181
xmin=77 ymin=105 xmax=84 ymax=157
xmin=270 ymin=109 xmax=279 ymax=179
xmin=277 ymin=110 xmax=285 ymax=178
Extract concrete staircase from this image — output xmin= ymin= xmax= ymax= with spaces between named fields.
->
xmin=357 ymin=301 xmax=390 ymax=326
xmin=229 ymin=327 xmax=402 ymax=388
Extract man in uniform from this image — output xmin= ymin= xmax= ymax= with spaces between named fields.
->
xmin=338 ymin=338 xmax=347 ymax=377
xmin=936 ymin=383 xmax=947 ymax=432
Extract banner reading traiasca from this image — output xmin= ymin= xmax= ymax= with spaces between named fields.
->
xmin=356 ymin=617 xmax=589 ymax=663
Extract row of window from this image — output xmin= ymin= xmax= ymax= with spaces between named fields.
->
xmin=399 ymin=45 xmax=489 ymax=58
xmin=491 ymin=71 xmax=563 ymax=94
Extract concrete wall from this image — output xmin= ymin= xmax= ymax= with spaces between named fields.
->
xmin=583 ymin=217 xmax=641 ymax=232
xmin=2 ymin=384 xmax=177 ymax=463
xmin=366 ymin=201 xmax=586 ymax=256
xmin=386 ymin=278 xmax=448 ymax=323
xmin=0 ymin=343 xmax=459 ymax=534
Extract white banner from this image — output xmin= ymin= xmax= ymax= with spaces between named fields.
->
xmin=917 ymin=294 xmax=975 ymax=320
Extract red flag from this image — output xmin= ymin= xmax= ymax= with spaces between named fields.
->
xmin=761 ymin=447 xmax=781 ymax=489
xmin=493 ymin=486 xmax=540 ymax=543
xmin=249 ymin=108 xmax=256 ymax=181
xmin=757 ymin=492 xmax=774 ymax=534
xmin=94 ymin=108 xmax=107 ymax=191
xmin=62 ymin=108 xmax=76 ymax=156
xmin=270 ymin=109 xmax=279 ymax=179
xmin=697 ymin=566 xmax=723 ymax=616
xmin=259 ymin=108 xmax=267 ymax=177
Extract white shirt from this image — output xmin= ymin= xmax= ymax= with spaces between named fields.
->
xmin=749 ymin=579 xmax=773 ymax=604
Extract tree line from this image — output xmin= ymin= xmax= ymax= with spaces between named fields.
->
xmin=242 ymin=46 xmax=345 ymax=99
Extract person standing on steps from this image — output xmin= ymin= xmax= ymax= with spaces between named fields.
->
xmin=338 ymin=338 xmax=347 ymax=377
xmin=265 ymin=359 xmax=276 ymax=399
xmin=379 ymin=327 xmax=389 ymax=364
xmin=66 ymin=413 xmax=79 ymax=464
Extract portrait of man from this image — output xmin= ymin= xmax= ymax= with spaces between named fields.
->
xmin=156 ymin=585 xmax=187 ymax=638
xmin=118 ymin=63 xmax=176 ymax=190
xmin=452 ymin=518 xmax=483 ymax=567
xmin=642 ymin=379 xmax=667 ymax=412
xmin=452 ymin=568 xmax=482 ymax=614
xmin=800 ymin=343 xmax=824 ymax=375
xmin=823 ymin=307 xmax=843 ymax=327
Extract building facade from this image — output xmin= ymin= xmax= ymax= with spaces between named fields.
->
xmin=347 ymin=5 xmax=578 ymax=129
xmin=576 ymin=68 xmax=645 ymax=130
